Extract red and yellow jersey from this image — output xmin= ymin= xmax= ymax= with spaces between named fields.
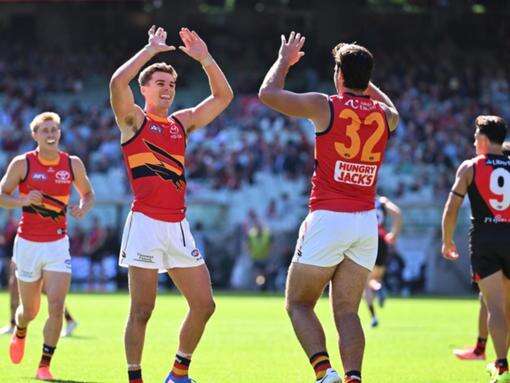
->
xmin=18 ymin=150 xmax=74 ymax=242
xmin=309 ymin=93 xmax=390 ymax=213
xmin=467 ymin=154 xmax=510 ymax=226
xmin=122 ymin=113 xmax=186 ymax=222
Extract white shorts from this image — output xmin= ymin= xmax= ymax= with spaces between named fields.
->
xmin=292 ymin=209 xmax=378 ymax=271
xmin=119 ymin=211 xmax=204 ymax=272
xmin=13 ymin=235 xmax=71 ymax=282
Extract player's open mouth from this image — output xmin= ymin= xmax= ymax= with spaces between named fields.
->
xmin=160 ymin=95 xmax=171 ymax=100
xmin=46 ymin=139 xmax=56 ymax=144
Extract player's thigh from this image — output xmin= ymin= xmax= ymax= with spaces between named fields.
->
xmin=478 ymin=270 xmax=504 ymax=310
xmin=17 ymin=278 xmax=43 ymax=314
xmin=128 ymin=266 xmax=159 ymax=308
xmin=167 ymin=264 xmax=213 ymax=308
xmin=285 ymin=262 xmax=336 ymax=307
xmin=330 ymin=257 xmax=370 ymax=314
xmin=42 ymin=270 xmax=71 ymax=304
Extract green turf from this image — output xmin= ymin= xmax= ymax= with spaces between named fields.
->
xmin=0 ymin=292 xmax=494 ymax=382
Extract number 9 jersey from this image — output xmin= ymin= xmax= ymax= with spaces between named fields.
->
xmin=467 ymin=154 xmax=510 ymax=226
xmin=309 ymin=93 xmax=390 ymax=213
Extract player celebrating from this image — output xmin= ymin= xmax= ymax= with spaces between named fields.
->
xmin=110 ymin=26 xmax=232 ymax=383
xmin=259 ymin=34 xmax=398 ymax=383
xmin=365 ymin=195 xmax=402 ymax=327
xmin=442 ymin=116 xmax=510 ymax=383
xmin=0 ymin=111 xmax=94 ymax=380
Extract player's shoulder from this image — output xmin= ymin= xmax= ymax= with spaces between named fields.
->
xmin=10 ymin=153 xmax=29 ymax=167
xmin=456 ymin=158 xmax=476 ymax=179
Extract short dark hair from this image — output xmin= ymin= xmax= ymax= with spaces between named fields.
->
xmin=138 ymin=62 xmax=177 ymax=86
xmin=475 ymin=115 xmax=507 ymax=145
xmin=332 ymin=43 xmax=373 ymax=90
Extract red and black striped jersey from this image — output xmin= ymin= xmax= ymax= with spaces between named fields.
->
xmin=467 ymin=154 xmax=510 ymax=226
xmin=122 ymin=112 xmax=186 ymax=222
xmin=18 ymin=150 xmax=73 ymax=242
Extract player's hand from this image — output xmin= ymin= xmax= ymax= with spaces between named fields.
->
xmin=384 ymin=232 xmax=397 ymax=245
xmin=69 ymin=205 xmax=86 ymax=220
xmin=279 ymin=31 xmax=306 ymax=67
xmin=442 ymin=242 xmax=459 ymax=260
xmin=178 ymin=28 xmax=209 ymax=63
xmin=21 ymin=190 xmax=43 ymax=206
xmin=146 ymin=25 xmax=176 ymax=55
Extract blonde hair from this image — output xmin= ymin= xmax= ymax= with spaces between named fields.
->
xmin=30 ymin=112 xmax=61 ymax=132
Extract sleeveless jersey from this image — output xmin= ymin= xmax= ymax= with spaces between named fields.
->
xmin=122 ymin=113 xmax=186 ymax=222
xmin=375 ymin=196 xmax=388 ymax=237
xmin=309 ymin=93 xmax=390 ymax=212
xmin=467 ymin=154 xmax=510 ymax=227
xmin=18 ymin=151 xmax=74 ymax=242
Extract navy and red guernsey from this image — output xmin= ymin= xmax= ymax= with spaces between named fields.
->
xmin=309 ymin=93 xmax=390 ymax=213
xmin=467 ymin=154 xmax=510 ymax=227
xmin=122 ymin=112 xmax=187 ymax=222
xmin=18 ymin=150 xmax=74 ymax=242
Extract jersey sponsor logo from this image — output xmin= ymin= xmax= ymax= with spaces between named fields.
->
xmin=55 ymin=170 xmax=71 ymax=184
xmin=344 ymin=98 xmax=376 ymax=111
xmin=32 ymin=172 xmax=47 ymax=181
xmin=334 ymin=160 xmax=377 ymax=186
xmin=150 ymin=124 xmax=163 ymax=134
xmin=170 ymin=125 xmax=183 ymax=139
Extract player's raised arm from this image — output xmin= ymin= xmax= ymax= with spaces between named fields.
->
xmin=0 ymin=156 xmax=42 ymax=209
xmin=365 ymin=82 xmax=399 ymax=132
xmin=110 ymin=26 xmax=175 ymax=135
xmin=441 ymin=160 xmax=473 ymax=260
xmin=172 ymin=28 xmax=233 ymax=133
xmin=69 ymin=156 xmax=95 ymax=220
xmin=258 ymin=32 xmax=330 ymax=129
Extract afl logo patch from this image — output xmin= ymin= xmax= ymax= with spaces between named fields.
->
xmin=191 ymin=249 xmax=201 ymax=259
xmin=150 ymin=125 xmax=162 ymax=134
xmin=55 ymin=170 xmax=71 ymax=183
xmin=32 ymin=173 xmax=47 ymax=181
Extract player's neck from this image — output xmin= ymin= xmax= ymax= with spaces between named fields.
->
xmin=486 ymin=147 xmax=504 ymax=156
xmin=36 ymin=147 xmax=60 ymax=164
xmin=145 ymin=105 xmax=168 ymax=120
xmin=341 ymin=87 xmax=366 ymax=96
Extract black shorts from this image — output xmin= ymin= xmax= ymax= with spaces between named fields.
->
xmin=470 ymin=227 xmax=510 ymax=281
xmin=375 ymin=236 xmax=388 ymax=267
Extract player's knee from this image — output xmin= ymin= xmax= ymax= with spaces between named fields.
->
xmin=332 ymin=300 xmax=358 ymax=318
xmin=285 ymin=300 xmax=313 ymax=317
xmin=47 ymin=299 xmax=65 ymax=318
xmin=21 ymin=305 xmax=39 ymax=321
xmin=191 ymin=299 xmax=216 ymax=320
xmin=130 ymin=303 xmax=155 ymax=323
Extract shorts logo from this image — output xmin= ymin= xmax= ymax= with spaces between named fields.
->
xmin=32 ymin=173 xmax=47 ymax=181
xmin=135 ymin=253 xmax=155 ymax=263
xmin=191 ymin=249 xmax=202 ymax=260
xmin=121 ymin=251 xmax=126 ymax=258
xmin=19 ymin=270 xmax=33 ymax=278
xmin=55 ymin=170 xmax=71 ymax=184
xmin=150 ymin=125 xmax=163 ymax=134
xmin=64 ymin=259 xmax=72 ymax=270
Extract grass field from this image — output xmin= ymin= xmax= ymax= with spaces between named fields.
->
xmin=0 ymin=292 xmax=494 ymax=382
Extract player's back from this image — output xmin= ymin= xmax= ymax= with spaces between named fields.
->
xmin=468 ymin=154 xmax=510 ymax=230
xmin=310 ymin=93 xmax=390 ymax=213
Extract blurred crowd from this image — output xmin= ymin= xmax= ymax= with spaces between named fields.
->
xmin=0 ymin=38 xmax=509 ymax=291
